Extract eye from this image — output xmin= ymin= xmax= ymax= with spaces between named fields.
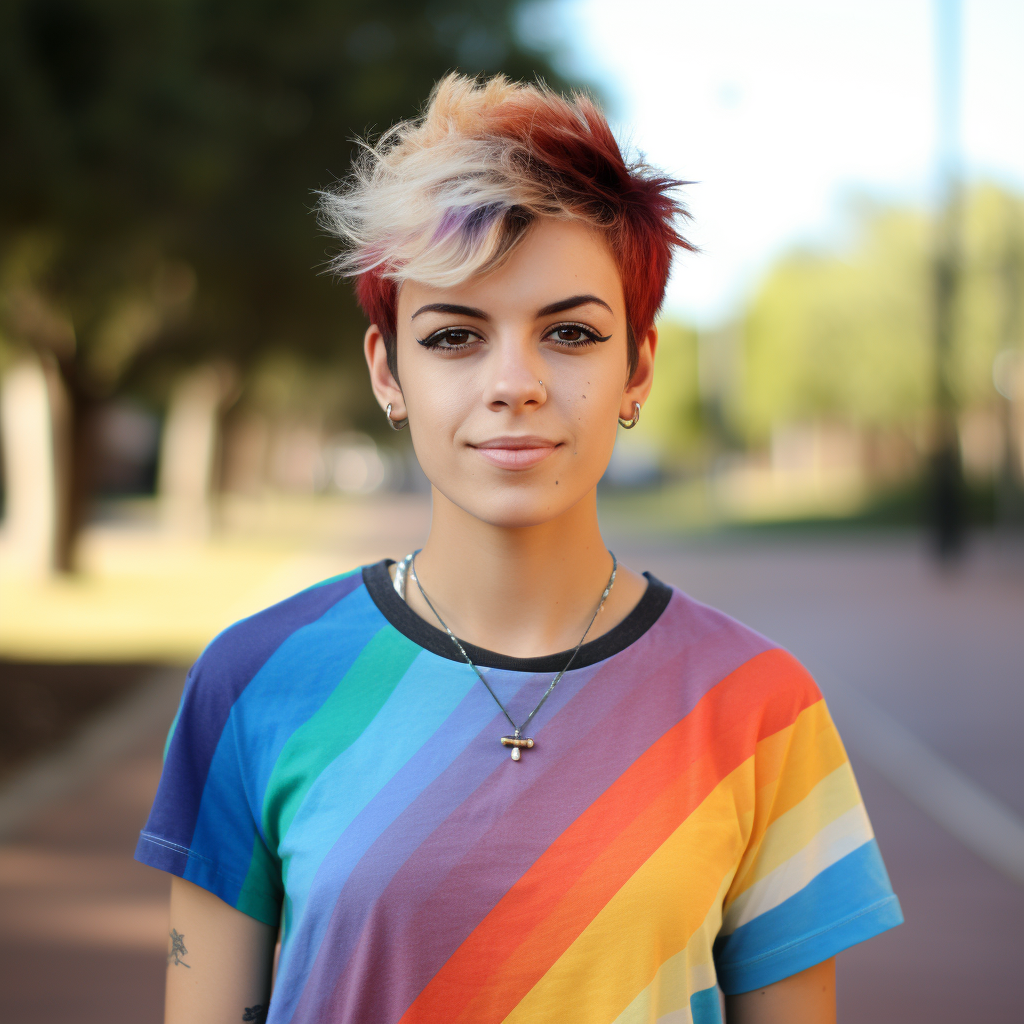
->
xmin=417 ymin=326 xmax=483 ymax=350
xmin=545 ymin=322 xmax=611 ymax=348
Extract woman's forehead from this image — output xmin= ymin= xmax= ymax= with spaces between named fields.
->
xmin=396 ymin=219 xmax=624 ymax=323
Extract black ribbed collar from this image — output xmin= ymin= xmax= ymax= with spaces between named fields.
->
xmin=361 ymin=559 xmax=672 ymax=672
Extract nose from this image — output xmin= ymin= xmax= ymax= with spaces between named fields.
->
xmin=482 ymin=333 xmax=547 ymax=413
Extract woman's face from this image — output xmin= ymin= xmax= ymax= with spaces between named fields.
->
xmin=367 ymin=217 xmax=655 ymax=529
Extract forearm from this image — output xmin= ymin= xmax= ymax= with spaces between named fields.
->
xmin=725 ymin=957 xmax=836 ymax=1024
xmin=166 ymin=876 xmax=277 ymax=1024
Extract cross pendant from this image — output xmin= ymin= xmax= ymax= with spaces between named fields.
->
xmin=501 ymin=735 xmax=535 ymax=761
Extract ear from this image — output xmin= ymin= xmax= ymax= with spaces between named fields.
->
xmin=620 ymin=324 xmax=658 ymax=421
xmin=364 ymin=324 xmax=405 ymax=420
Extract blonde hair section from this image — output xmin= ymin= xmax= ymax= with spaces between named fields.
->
xmin=317 ymin=74 xmax=587 ymax=288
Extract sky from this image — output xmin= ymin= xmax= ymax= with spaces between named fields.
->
xmin=525 ymin=0 xmax=1024 ymax=327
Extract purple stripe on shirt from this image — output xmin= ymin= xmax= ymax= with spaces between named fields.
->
xmin=281 ymin=659 xmax=604 ymax=1024
xmin=270 ymin=662 xmax=547 ymax=1024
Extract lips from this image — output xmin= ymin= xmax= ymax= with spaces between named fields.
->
xmin=471 ymin=436 xmax=560 ymax=470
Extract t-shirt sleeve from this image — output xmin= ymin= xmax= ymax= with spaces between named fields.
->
xmin=713 ymin=687 xmax=902 ymax=994
xmin=134 ymin=659 xmax=283 ymax=926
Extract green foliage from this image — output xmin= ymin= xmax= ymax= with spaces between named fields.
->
xmin=639 ymin=319 xmax=702 ymax=460
xmin=737 ymin=185 xmax=1024 ymax=443
xmin=0 ymin=0 xmax=571 ymax=423
xmin=955 ymin=184 xmax=1024 ymax=406
xmin=740 ymin=203 xmax=932 ymax=440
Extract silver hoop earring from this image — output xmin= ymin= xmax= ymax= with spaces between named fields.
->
xmin=618 ymin=401 xmax=641 ymax=429
xmin=386 ymin=402 xmax=409 ymax=430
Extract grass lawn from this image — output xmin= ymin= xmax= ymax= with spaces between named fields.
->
xmin=0 ymin=495 xmax=430 ymax=663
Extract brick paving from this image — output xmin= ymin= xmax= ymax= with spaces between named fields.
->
xmin=0 ymin=728 xmax=169 ymax=1023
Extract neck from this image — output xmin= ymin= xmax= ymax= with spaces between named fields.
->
xmin=410 ymin=487 xmax=639 ymax=658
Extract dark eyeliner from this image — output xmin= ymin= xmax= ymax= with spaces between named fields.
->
xmin=547 ymin=321 xmax=612 ymax=345
xmin=416 ymin=327 xmax=479 ymax=348
xmin=415 ymin=328 xmax=443 ymax=347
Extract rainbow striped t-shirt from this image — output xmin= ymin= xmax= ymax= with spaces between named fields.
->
xmin=137 ymin=561 xmax=902 ymax=1023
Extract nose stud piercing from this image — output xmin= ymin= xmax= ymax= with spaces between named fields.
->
xmin=618 ymin=401 xmax=641 ymax=429
xmin=386 ymin=402 xmax=409 ymax=430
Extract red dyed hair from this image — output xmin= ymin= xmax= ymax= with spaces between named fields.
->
xmin=321 ymin=75 xmax=693 ymax=379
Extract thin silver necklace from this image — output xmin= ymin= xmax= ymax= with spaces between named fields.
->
xmin=410 ymin=552 xmax=618 ymax=761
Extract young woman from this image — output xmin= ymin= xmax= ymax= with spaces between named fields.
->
xmin=138 ymin=75 xmax=901 ymax=1024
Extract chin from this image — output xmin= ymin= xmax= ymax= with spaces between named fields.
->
xmin=439 ymin=481 xmax=593 ymax=529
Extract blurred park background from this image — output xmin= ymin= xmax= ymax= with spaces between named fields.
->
xmin=0 ymin=1 xmax=1022 ymax=1022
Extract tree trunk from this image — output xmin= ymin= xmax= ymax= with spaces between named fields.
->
xmin=0 ymin=353 xmax=72 ymax=576
xmin=158 ymin=363 xmax=236 ymax=535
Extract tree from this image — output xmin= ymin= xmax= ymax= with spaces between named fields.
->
xmin=0 ymin=0 xmax=574 ymax=569
xmin=739 ymin=202 xmax=933 ymax=443
xmin=739 ymin=187 xmax=1024 ymax=441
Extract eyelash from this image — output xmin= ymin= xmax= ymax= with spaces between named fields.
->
xmin=416 ymin=327 xmax=482 ymax=350
xmin=416 ymin=322 xmax=611 ymax=350
xmin=545 ymin=322 xmax=612 ymax=347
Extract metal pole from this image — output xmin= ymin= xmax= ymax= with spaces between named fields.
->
xmin=996 ymin=202 xmax=1024 ymax=530
xmin=928 ymin=0 xmax=966 ymax=557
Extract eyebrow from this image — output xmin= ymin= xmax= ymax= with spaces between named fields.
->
xmin=536 ymin=294 xmax=613 ymax=317
xmin=411 ymin=294 xmax=613 ymax=322
xmin=411 ymin=302 xmax=489 ymax=320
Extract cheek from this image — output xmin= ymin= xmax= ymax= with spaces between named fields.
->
xmin=401 ymin=357 xmax=480 ymax=475
xmin=401 ymin=352 xmax=466 ymax=429
xmin=557 ymin=371 xmax=623 ymax=482
xmin=559 ymin=353 xmax=625 ymax=430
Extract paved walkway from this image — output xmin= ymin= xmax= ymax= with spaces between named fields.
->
xmin=0 ymin=710 xmax=172 ymax=1023
xmin=1 ymin=534 xmax=1022 ymax=1022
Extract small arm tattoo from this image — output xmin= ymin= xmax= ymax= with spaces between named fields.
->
xmin=168 ymin=928 xmax=191 ymax=967
xmin=242 ymin=1006 xmax=267 ymax=1022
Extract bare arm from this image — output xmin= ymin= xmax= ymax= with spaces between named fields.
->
xmin=166 ymin=876 xmax=278 ymax=1024
xmin=725 ymin=957 xmax=836 ymax=1024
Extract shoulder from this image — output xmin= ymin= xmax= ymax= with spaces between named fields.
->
xmin=182 ymin=564 xmax=384 ymax=714
xmin=152 ymin=564 xmax=395 ymax=839
xmin=651 ymin=581 xmax=822 ymax=715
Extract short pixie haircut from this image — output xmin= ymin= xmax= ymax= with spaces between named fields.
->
xmin=318 ymin=74 xmax=693 ymax=379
